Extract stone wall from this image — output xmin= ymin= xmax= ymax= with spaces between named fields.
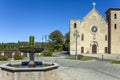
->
xmin=1 ymin=68 xmax=58 ymax=80
xmin=83 ymin=53 xmax=120 ymax=60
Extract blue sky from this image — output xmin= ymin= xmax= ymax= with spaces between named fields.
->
xmin=0 ymin=0 xmax=120 ymax=43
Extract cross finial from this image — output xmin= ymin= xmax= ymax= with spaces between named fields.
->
xmin=92 ymin=2 xmax=96 ymax=9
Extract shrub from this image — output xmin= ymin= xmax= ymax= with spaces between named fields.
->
xmin=0 ymin=54 xmax=9 ymax=61
xmin=77 ymin=54 xmax=83 ymax=59
xmin=86 ymin=51 xmax=89 ymax=54
xmin=42 ymin=50 xmax=53 ymax=56
xmin=14 ymin=53 xmax=24 ymax=60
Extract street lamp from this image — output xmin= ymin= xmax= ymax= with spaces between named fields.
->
xmin=42 ymin=35 xmax=48 ymax=48
xmin=73 ymin=30 xmax=79 ymax=59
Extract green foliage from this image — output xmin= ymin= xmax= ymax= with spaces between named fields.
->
xmin=49 ymin=30 xmax=63 ymax=42
xmin=42 ymin=50 xmax=53 ymax=56
xmin=0 ymin=54 xmax=9 ymax=61
xmin=63 ymin=32 xmax=70 ymax=51
xmin=0 ymin=31 xmax=70 ymax=53
xmin=14 ymin=53 xmax=24 ymax=60
xmin=86 ymin=51 xmax=89 ymax=54
xmin=29 ymin=36 xmax=35 ymax=47
xmin=49 ymin=30 xmax=64 ymax=51
xmin=67 ymin=56 xmax=93 ymax=61
xmin=0 ymin=42 xmax=42 ymax=52
xmin=77 ymin=54 xmax=83 ymax=59
xmin=111 ymin=61 xmax=120 ymax=64
xmin=0 ymin=42 xmax=18 ymax=51
xmin=79 ymin=57 xmax=92 ymax=61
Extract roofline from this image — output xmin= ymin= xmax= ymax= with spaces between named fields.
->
xmin=82 ymin=8 xmax=106 ymax=23
xmin=106 ymin=8 xmax=120 ymax=13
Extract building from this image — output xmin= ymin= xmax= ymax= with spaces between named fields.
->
xmin=70 ymin=3 xmax=120 ymax=56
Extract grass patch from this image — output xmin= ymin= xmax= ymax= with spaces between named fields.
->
xmin=67 ymin=57 xmax=93 ymax=61
xmin=37 ymin=55 xmax=59 ymax=57
xmin=80 ymin=57 xmax=93 ymax=61
xmin=111 ymin=61 xmax=120 ymax=64
xmin=67 ymin=58 xmax=76 ymax=60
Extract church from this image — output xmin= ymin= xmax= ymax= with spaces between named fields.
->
xmin=70 ymin=3 xmax=120 ymax=55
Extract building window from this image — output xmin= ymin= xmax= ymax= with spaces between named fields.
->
xmin=114 ymin=14 xmax=117 ymax=19
xmin=81 ymin=33 xmax=84 ymax=41
xmin=114 ymin=24 xmax=117 ymax=29
xmin=105 ymin=35 xmax=107 ymax=41
xmin=81 ymin=47 xmax=84 ymax=53
xmin=74 ymin=23 xmax=77 ymax=28
xmin=105 ymin=47 xmax=108 ymax=53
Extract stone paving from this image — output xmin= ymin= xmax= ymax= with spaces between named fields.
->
xmin=0 ymin=53 xmax=120 ymax=80
xmin=38 ymin=55 xmax=120 ymax=80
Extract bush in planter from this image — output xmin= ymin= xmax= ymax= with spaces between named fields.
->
xmin=0 ymin=54 xmax=9 ymax=61
xmin=14 ymin=53 xmax=24 ymax=60
xmin=77 ymin=54 xmax=83 ymax=59
xmin=86 ymin=51 xmax=89 ymax=54
xmin=42 ymin=50 xmax=53 ymax=56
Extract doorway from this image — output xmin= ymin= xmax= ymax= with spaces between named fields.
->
xmin=92 ymin=44 xmax=97 ymax=54
xmin=81 ymin=47 xmax=84 ymax=53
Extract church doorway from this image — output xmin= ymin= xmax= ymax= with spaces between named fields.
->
xmin=92 ymin=44 xmax=97 ymax=54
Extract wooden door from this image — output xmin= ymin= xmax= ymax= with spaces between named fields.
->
xmin=92 ymin=44 xmax=97 ymax=54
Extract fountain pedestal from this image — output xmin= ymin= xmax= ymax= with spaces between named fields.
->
xmin=28 ymin=53 xmax=36 ymax=67
xmin=19 ymin=47 xmax=44 ymax=67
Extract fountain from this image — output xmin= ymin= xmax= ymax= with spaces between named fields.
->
xmin=0 ymin=36 xmax=59 ymax=80
xmin=19 ymin=36 xmax=44 ymax=67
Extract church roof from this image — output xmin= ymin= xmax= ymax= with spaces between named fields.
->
xmin=82 ymin=8 xmax=107 ymax=23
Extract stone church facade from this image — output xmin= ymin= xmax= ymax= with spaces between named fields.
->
xmin=70 ymin=6 xmax=120 ymax=55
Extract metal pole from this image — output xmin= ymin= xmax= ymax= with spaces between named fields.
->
xmin=102 ymin=54 xmax=103 ymax=61
xmin=75 ymin=33 xmax=78 ymax=60
xmin=74 ymin=30 xmax=79 ymax=60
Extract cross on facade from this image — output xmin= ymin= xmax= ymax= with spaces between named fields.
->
xmin=92 ymin=2 xmax=96 ymax=9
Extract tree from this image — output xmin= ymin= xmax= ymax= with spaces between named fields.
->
xmin=63 ymin=32 xmax=70 ymax=51
xmin=49 ymin=30 xmax=63 ymax=51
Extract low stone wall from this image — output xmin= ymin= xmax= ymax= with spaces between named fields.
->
xmin=1 ymin=68 xmax=58 ymax=80
xmin=83 ymin=53 xmax=120 ymax=60
xmin=0 ymin=62 xmax=59 ymax=80
xmin=98 ymin=54 xmax=120 ymax=60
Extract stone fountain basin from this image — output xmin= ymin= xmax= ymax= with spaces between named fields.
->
xmin=0 ymin=61 xmax=59 ymax=80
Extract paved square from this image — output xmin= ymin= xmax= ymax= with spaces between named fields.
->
xmin=0 ymin=55 xmax=120 ymax=80
xmin=38 ymin=56 xmax=120 ymax=80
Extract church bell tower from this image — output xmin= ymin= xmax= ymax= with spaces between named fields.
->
xmin=106 ymin=8 xmax=120 ymax=54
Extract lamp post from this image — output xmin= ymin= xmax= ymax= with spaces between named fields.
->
xmin=42 ymin=35 xmax=48 ymax=48
xmin=74 ymin=30 xmax=79 ymax=60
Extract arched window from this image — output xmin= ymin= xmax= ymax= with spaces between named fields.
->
xmin=105 ymin=34 xmax=107 ymax=41
xmin=74 ymin=23 xmax=77 ymax=28
xmin=114 ymin=24 xmax=117 ymax=29
xmin=114 ymin=14 xmax=117 ymax=19
xmin=81 ymin=33 xmax=84 ymax=41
